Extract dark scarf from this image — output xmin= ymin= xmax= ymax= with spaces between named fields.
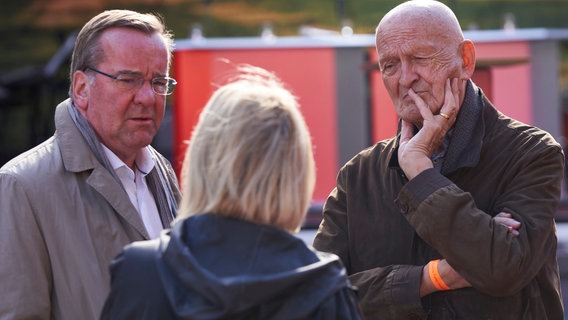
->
xmin=67 ymin=102 xmax=176 ymax=229
xmin=440 ymin=80 xmax=484 ymax=175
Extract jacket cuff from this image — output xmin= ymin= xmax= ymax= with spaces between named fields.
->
xmin=396 ymin=168 xmax=453 ymax=212
xmin=390 ymin=265 xmax=427 ymax=317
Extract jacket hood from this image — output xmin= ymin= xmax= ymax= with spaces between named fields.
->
xmin=155 ymin=214 xmax=349 ymax=319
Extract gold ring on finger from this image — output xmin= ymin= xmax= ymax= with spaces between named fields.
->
xmin=439 ymin=112 xmax=450 ymax=120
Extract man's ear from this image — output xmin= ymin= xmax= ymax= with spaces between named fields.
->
xmin=72 ymin=70 xmax=89 ymax=111
xmin=459 ymin=40 xmax=476 ymax=79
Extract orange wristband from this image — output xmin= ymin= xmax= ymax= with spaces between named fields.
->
xmin=429 ymin=259 xmax=451 ymax=291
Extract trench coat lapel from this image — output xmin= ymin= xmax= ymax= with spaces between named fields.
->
xmin=86 ymin=167 xmax=149 ymax=239
xmin=55 ymin=99 xmax=150 ymax=239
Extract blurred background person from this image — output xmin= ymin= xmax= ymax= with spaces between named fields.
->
xmin=100 ymin=65 xmax=363 ymax=319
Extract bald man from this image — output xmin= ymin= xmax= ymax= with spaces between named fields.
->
xmin=313 ymin=1 xmax=564 ymax=319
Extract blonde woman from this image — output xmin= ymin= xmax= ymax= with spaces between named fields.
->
xmin=101 ymin=65 xmax=363 ymax=319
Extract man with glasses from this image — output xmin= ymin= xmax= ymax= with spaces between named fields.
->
xmin=0 ymin=10 xmax=181 ymax=319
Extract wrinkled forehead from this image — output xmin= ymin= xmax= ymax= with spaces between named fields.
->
xmin=376 ymin=1 xmax=463 ymax=42
xmin=377 ymin=22 xmax=441 ymax=53
xmin=376 ymin=9 xmax=462 ymax=55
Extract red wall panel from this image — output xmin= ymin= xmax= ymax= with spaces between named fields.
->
xmin=173 ymin=48 xmax=338 ymax=201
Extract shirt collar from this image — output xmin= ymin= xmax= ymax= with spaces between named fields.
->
xmin=102 ymin=145 xmax=156 ymax=176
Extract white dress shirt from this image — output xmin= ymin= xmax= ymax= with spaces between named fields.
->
xmin=103 ymin=146 xmax=162 ymax=239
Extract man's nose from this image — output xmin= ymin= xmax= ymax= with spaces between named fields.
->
xmin=399 ymin=63 xmax=419 ymax=87
xmin=134 ymin=79 xmax=156 ymax=104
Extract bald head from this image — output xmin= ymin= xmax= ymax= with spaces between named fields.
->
xmin=376 ymin=0 xmax=464 ymax=48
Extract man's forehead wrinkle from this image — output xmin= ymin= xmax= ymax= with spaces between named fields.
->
xmin=377 ymin=2 xmax=464 ymax=44
xmin=379 ymin=36 xmax=437 ymax=57
xmin=377 ymin=28 xmax=415 ymax=52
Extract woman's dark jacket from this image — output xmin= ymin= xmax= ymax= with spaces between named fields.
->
xmin=101 ymin=214 xmax=363 ymax=319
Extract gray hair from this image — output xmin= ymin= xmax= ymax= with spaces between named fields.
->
xmin=68 ymin=9 xmax=174 ymax=96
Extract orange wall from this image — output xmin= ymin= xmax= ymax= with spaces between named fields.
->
xmin=173 ymin=48 xmax=338 ymax=202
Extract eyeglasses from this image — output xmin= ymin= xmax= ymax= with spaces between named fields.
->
xmin=85 ymin=67 xmax=177 ymax=96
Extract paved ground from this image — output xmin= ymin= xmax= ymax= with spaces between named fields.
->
xmin=298 ymin=223 xmax=568 ymax=319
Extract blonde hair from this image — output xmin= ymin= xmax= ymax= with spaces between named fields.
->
xmin=178 ymin=65 xmax=315 ymax=233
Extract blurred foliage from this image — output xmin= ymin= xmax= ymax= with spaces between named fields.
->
xmin=1 ymin=0 xmax=568 ymax=73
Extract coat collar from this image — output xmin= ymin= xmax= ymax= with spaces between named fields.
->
xmin=54 ymin=98 xmax=149 ymax=239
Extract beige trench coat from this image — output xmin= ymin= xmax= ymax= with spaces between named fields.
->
xmin=0 ymin=99 xmax=180 ymax=320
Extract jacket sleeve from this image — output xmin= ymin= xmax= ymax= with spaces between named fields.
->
xmin=100 ymin=251 xmax=128 ymax=320
xmin=0 ymin=172 xmax=52 ymax=319
xmin=313 ymin=170 xmax=427 ymax=319
xmin=100 ymin=240 xmax=172 ymax=320
xmin=397 ymin=142 xmax=564 ymax=296
xmin=311 ymin=285 xmax=365 ymax=320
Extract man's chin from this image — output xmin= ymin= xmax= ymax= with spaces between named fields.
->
xmin=399 ymin=113 xmax=424 ymax=127
xmin=127 ymin=134 xmax=155 ymax=150
xmin=398 ymin=106 xmax=420 ymax=120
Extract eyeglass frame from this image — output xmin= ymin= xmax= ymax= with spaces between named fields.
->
xmin=84 ymin=67 xmax=177 ymax=96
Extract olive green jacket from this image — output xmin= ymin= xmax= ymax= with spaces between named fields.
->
xmin=0 ymin=99 xmax=180 ymax=320
xmin=314 ymin=81 xmax=564 ymax=319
